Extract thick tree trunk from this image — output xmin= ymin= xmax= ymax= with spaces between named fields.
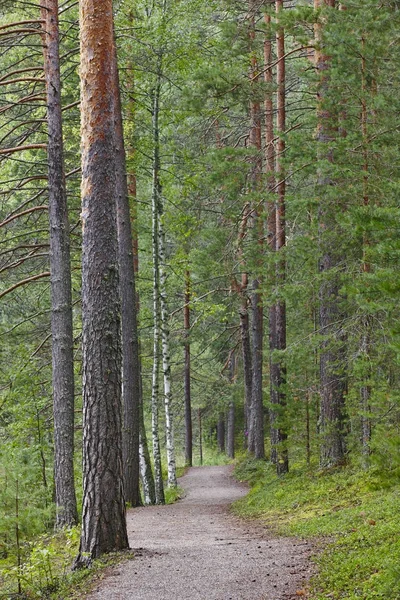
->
xmin=40 ymin=0 xmax=78 ymax=529
xmin=112 ymin=36 xmax=142 ymax=508
xmin=184 ymin=270 xmax=193 ymax=467
xmin=77 ymin=0 xmax=128 ymax=562
xmin=315 ymin=0 xmax=347 ymax=468
xmin=151 ymin=84 xmax=165 ymax=506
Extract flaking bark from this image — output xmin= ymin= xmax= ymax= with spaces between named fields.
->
xmin=76 ymin=0 xmax=128 ymax=563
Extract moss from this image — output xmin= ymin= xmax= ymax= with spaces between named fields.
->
xmin=232 ymin=458 xmax=400 ymax=599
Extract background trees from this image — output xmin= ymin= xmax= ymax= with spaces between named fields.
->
xmin=0 ymin=0 xmax=400 ymax=592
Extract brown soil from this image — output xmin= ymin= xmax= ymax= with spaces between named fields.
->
xmin=85 ymin=465 xmax=313 ymax=600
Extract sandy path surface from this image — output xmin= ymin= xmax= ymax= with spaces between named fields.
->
xmin=86 ymin=465 xmax=313 ymax=600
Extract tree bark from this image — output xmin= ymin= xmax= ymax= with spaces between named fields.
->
xmin=112 ymin=35 xmax=142 ymax=508
xmin=269 ymin=1 xmax=289 ymax=474
xmin=125 ymin=15 xmax=156 ymax=504
xmin=151 ymin=82 xmax=165 ymax=506
xmin=40 ymin=0 xmax=78 ymax=528
xmin=247 ymin=0 xmax=265 ymax=460
xmin=217 ymin=412 xmax=226 ymax=453
xmin=227 ymin=353 xmax=236 ymax=459
xmin=315 ymin=0 xmax=347 ymax=468
xmin=184 ymin=269 xmax=193 ymax=467
xmin=159 ymin=214 xmax=178 ymax=488
xmin=76 ymin=0 xmax=128 ymax=562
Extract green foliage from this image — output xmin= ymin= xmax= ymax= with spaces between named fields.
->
xmin=233 ymin=459 xmax=400 ymax=599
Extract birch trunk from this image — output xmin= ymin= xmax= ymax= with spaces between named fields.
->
xmin=159 ymin=214 xmax=178 ymax=488
xmin=151 ymin=83 xmax=165 ymax=506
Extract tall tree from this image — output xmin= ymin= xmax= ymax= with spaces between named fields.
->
xmin=112 ymin=35 xmax=142 ymax=508
xmin=184 ymin=269 xmax=193 ymax=466
xmin=151 ymin=76 xmax=166 ymax=505
xmin=270 ymin=0 xmax=289 ymax=474
xmin=315 ymin=0 xmax=347 ymax=468
xmin=247 ymin=0 xmax=265 ymax=460
xmin=40 ymin=0 xmax=78 ymax=527
xmin=76 ymin=0 xmax=128 ymax=563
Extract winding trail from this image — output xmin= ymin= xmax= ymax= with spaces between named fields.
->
xmin=86 ymin=465 xmax=313 ymax=600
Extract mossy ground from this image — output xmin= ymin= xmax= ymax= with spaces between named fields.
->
xmin=232 ymin=458 xmax=400 ymax=600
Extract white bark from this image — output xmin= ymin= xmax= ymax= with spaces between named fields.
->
xmin=151 ymin=86 xmax=165 ymax=505
xmin=158 ymin=215 xmax=177 ymax=488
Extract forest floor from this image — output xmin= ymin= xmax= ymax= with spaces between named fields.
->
xmin=84 ymin=465 xmax=313 ymax=600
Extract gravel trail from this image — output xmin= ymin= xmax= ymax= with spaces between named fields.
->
xmin=86 ymin=465 xmax=313 ymax=600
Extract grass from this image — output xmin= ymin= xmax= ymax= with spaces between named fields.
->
xmin=232 ymin=458 xmax=400 ymax=600
xmin=0 ymin=464 xmax=191 ymax=600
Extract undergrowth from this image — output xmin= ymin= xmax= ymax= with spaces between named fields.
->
xmin=233 ymin=458 xmax=400 ymax=600
xmin=0 ymin=465 xmax=189 ymax=599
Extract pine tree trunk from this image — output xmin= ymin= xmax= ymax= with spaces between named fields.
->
xmin=77 ymin=0 xmax=128 ymax=562
xmin=247 ymin=0 xmax=265 ymax=460
xmin=41 ymin=0 xmax=78 ymax=529
xmin=360 ymin=38 xmax=371 ymax=467
xmin=240 ymin=299 xmax=253 ymax=446
xmin=112 ymin=36 xmax=142 ymax=508
xmin=227 ymin=353 xmax=236 ymax=459
xmin=151 ymin=84 xmax=165 ymax=506
xmin=217 ymin=413 xmax=226 ymax=453
xmin=315 ymin=0 xmax=347 ymax=468
xmin=269 ymin=1 xmax=289 ymax=474
xmin=125 ymin=22 xmax=156 ymax=504
xmin=184 ymin=270 xmax=193 ymax=467
xmin=227 ymin=402 xmax=235 ymax=459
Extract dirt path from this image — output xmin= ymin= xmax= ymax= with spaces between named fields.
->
xmin=86 ymin=465 xmax=313 ymax=600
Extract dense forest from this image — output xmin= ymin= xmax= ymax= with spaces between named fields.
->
xmin=0 ymin=0 xmax=399 ymax=598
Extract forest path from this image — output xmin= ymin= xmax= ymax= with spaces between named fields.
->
xmin=86 ymin=465 xmax=313 ymax=600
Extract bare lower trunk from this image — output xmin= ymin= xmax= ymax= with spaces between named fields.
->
xmin=77 ymin=0 xmax=128 ymax=562
xmin=139 ymin=386 xmax=156 ymax=505
xmin=227 ymin=403 xmax=235 ymax=459
xmin=240 ymin=302 xmax=253 ymax=446
xmin=158 ymin=217 xmax=177 ymax=488
xmin=184 ymin=270 xmax=193 ymax=467
xmin=250 ymin=280 xmax=265 ymax=459
xmin=41 ymin=0 xmax=77 ymax=528
xmin=217 ymin=413 xmax=225 ymax=453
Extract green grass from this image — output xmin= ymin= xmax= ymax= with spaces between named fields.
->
xmin=232 ymin=458 xmax=400 ymax=600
